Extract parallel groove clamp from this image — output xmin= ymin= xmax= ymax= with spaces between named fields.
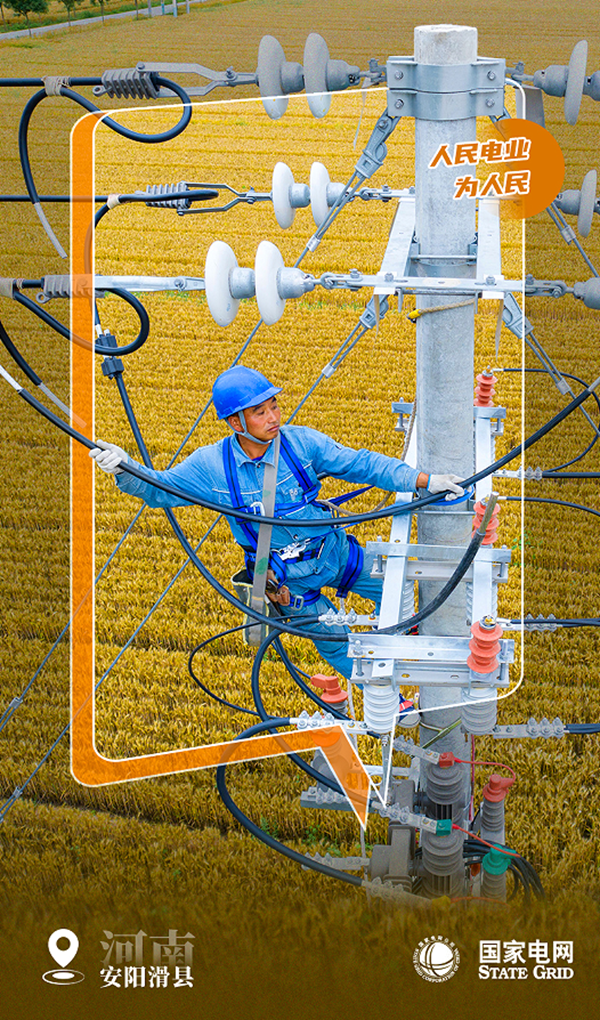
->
xmin=101 ymin=68 xmax=160 ymax=100
xmin=42 ymin=75 xmax=71 ymax=96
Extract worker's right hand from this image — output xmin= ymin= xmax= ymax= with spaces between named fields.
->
xmin=89 ymin=440 xmax=128 ymax=475
xmin=427 ymin=473 xmax=464 ymax=496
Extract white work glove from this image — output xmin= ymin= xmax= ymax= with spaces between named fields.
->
xmin=427 ymin=473 xmax=464 ymax=497
xmin=89 ymin=439 xmax=128 ymax=475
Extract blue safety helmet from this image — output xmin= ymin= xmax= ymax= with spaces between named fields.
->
xmin=212 ymin=366 xmax=282 ymax=420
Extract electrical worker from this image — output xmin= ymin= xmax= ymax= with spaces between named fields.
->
xmin=90 ymin=365 xmax=464 ymax=683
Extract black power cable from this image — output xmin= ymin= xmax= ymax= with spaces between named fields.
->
xmin=18 ymin=78 xmax=193 ymax=219
xmin=86 ymin=372 xmax=600 ymax=528
xmin=502 ymin=366 xmax=600 ymax=470
xmin=13 ymin=288 xmax=150 ymax=357
xmin=188 ymin=624 xmax=260 ymax=718
xmin=215 ymin=739 xmax=363 ymax=888
xmin=506 ymin=495 xmax=600 ymax=519
xmin=7 ymin=364 xmax=600 ymax=643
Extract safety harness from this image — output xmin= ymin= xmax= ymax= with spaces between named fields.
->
xmin=222 ymin=432 xmax=365 ymax=606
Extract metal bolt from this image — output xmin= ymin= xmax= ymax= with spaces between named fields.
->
xmin=395 ymin=71 xmax=404 ymax=80
xmin=137 ymin=62 xmax=145 ymax=70
xmin=486 ymin=99 xmax=494 ymax=108
xmin=174 ymin=277 xmax=186 ymax=291
xmin=395 ymin=99 xmax=404 ymax=109
xmin=487 ymin=70 xmax=496 ymax=80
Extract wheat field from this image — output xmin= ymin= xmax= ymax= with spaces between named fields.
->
xmin=1 ymin=3 xmax=599 ymax=1017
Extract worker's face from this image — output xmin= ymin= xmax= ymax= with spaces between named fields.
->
xmin=229 ymin=396 xmax=281 ymax=442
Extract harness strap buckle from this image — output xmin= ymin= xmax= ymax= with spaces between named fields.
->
xmin=278 ymin=539 xmax=309 ymax=561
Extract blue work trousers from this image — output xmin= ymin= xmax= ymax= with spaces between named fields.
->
xmin=282 ymin=529 xmax=383 ymax=679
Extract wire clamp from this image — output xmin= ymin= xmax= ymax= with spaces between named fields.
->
xmin=492 ymin=716 xmax=565 ymax=739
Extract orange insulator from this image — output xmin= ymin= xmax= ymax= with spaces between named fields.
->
xmin=474 ymin=368 xmax=498 ymax=407
xmin=472 ymin=497 xmax=500 ymax=545
xmin=467 ymin=617 xmax=503 ymax=676
xmin=309 ymin=674 xmax=348 ymax=705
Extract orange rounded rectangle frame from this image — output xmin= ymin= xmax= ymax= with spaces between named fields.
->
xmin=70 ymin=111 xmax=371 ymax=828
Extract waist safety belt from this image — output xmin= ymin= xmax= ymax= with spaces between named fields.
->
xmin=222 ymin=432 xmax=364 ymax=619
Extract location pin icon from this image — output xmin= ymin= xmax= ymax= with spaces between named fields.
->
xmin=48 ymin=929 xmax=79 ymax=970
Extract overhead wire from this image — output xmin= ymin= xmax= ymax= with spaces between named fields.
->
xmin=502 ymin=365 xmax=600 ymax=469
xmin=18 ymin=78 xmax=193 ymax=255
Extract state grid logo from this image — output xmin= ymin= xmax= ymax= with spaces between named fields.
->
xmin=413 ymin=935 xmax=460 ymax=983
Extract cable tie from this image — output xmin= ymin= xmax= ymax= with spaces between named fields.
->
xmin=41 ymin=75 xmax=70 ymax=96
xmin=106 ymin=194 xmax=122 ymax=210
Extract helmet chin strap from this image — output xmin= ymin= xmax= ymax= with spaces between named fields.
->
xmin=229 ymin=409 xmax=272 ymax=447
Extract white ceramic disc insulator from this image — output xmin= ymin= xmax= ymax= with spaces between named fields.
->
xmin=310 ymin=161 xmax=331 ymax=227
xmin=255 ymin=240 xmax=285 ymax=325
xmin=204 ymin=241 xmax=240 ymax=327
xmin=578 ymin=168 xmax=597 ymax=237
xmin=564 ymin=39 xmax=588 ymax=125
xmin=304 ymin=33 xmax=332 ymax=118
xmin=271 ymin=161 xmax=296 ymax=229
xmin=257 ymin=35 xmax=289 ymax=121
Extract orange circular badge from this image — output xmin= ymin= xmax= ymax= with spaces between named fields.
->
xmin=484 ymin=117 xmax=565 ymax=219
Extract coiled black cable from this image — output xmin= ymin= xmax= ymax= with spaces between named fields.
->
xmin=215 ymin=731 xmax=363 ymax=888
xmin=18 ymin=78 xmax=193 ymax=215
xmin=13 ymin=287 xmax=150 ymax=356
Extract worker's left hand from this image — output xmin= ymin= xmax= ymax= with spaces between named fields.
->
xmin=89 ymin=439 xmax=128 ymax=475
xmin=428 ymin=473 xmax=465 ymax=496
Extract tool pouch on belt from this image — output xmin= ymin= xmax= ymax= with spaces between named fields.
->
xmin=231 ymin=568 xmax=275 ymax=647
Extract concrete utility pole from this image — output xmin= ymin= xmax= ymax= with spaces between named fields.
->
xmin=414 ymin=24 xmax=476 ymax=766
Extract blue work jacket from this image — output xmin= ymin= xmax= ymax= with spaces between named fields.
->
xmin=115 ymin=424 xmax=420 ymax=551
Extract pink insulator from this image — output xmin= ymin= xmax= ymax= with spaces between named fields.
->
xmin=472 ymin=498 xmax=500 ymax=545
xmin=474 ymin=368 xmax=498 ymax=406
xmin=467 ymin=617 xmax=503 ymax=675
